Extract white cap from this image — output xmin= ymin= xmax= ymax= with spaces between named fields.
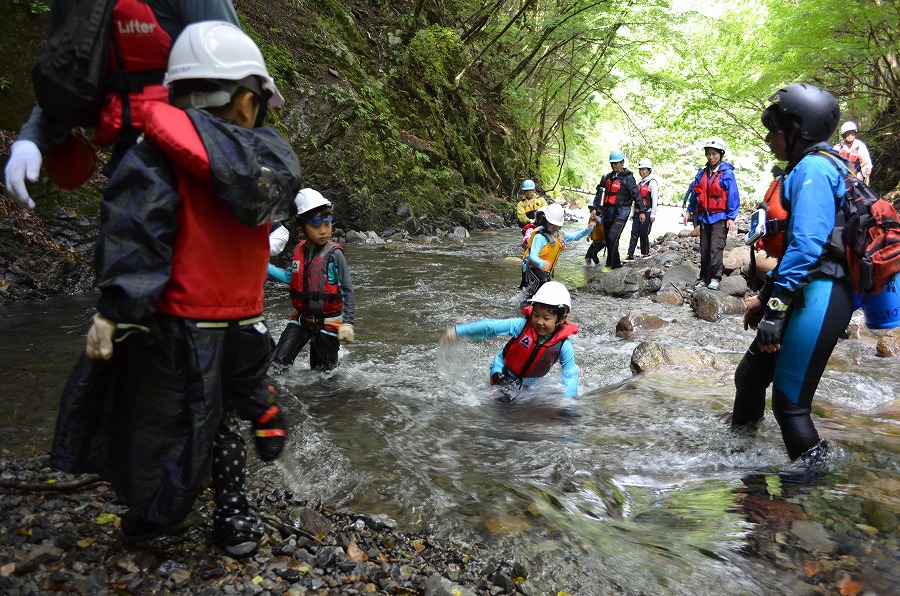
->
xmin=840 ymin=121 xmax=858 ymax=135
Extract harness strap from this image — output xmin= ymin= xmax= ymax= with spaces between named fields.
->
xmin=194 ymin=315 xmax=266 ymax=329
xmin=106 ymin=69 xmax=166 ymax=92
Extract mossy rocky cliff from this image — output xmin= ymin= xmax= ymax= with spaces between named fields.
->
xmin=0 ymin=1 xmax=529 ymax=302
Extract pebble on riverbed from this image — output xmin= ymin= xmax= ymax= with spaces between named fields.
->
xmin=0 ymin=456 xmax=530 ymax=595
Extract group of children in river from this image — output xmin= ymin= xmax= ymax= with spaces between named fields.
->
xmin=3 ymin=12 xmax=870 ymax=557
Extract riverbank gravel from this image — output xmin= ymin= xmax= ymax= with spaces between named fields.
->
xmin=0 ymin=456 xmax=529 ymax=595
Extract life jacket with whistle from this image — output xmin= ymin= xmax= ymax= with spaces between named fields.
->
xmin=94 ymin=0 xmax=172 ymax=146
xmin=693 ymin=168 xmax=727 ymax=213
xmin=501 ymin=306 xmax=578 ymax=379
xmin=290 ymin=240 xmax=344 ymax=318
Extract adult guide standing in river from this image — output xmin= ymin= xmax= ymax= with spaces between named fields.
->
xmin=593 ymin=150 xmax=638 ymax=271
xmin=731 ymin=83 xmax=854 ymax=465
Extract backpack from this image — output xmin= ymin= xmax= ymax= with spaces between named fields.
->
xmin=32 ymin=0 xmax=116 ymax=127
xmin=818 ymin=151 xmax=900 ymax=295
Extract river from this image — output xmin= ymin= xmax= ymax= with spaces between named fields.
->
xmin=1 ymin=206 xmax=898 ymax=594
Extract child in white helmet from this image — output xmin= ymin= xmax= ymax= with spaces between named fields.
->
xmin=267 ymin=188 xmax=356 ymax=372
xmin=521 ymin=202 xmax=595 ymax=299
xmin=53 ymin=22 xmax=301 ymax=557
xmin=441 ymin=281 xmax=580 ymax=400
xmin=833 ymin=121 xmax=873 ymax=184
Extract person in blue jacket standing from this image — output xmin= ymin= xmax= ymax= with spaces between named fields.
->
xmin=731 ymin=83 xmax=853 ymax=467
xmin=683 ymin=137 xmax=740 ymax=290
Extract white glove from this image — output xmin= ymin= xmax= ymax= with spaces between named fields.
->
xmin=269 ymin=225 xmax=290 ymax=256
xmin=4 ymin=140 xmax=42 ymax=209
xmin=440 ymin=327 xmax=458 ymax=346
xmin=337 ymin=323 xmax=354 ymax=343
xmin=86 ymin=313 xmax=116 ymax=360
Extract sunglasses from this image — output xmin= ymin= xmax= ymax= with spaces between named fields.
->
xmin=307 ymin=214 xmax=333 ymax=226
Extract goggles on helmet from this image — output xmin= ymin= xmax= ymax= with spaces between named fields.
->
xmin=307 ymin=214 xmax=333 ymax=226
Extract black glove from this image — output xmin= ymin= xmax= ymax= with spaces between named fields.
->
xmin=755 ymin=308 xmax=786 ymax=346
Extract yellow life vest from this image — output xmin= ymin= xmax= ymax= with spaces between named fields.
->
xmin=522 ymin=228 xmax=564 ymax=271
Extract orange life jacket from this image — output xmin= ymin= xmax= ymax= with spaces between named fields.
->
xmin=604 ymin=177 xmax=621 ymax=205
xmin=838 ymin=143 xmax=862 ymax=174
xmin=759 ymin=177 xmax=789 ymax=258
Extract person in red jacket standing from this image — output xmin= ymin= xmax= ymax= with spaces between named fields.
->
xmin=51 ymin=22 xmax=301 ymax=557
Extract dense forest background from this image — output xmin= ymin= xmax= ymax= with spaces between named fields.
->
xmin=0 ymin=0 xmax=898 ymax=300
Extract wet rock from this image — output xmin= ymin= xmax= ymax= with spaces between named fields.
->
xmin=650 ymin=290 xmax=685 ymax=305
xmin=345 ymin=230 xmax=368 ymax=243
xmin=591 ymin=267 xmax=648 ymax=297
xmin=448 ymin=226 xmax=469 ymax=239
xmin=875 ymin=328 xmax=900 ymax=357
xmin=630 ymin=341 xmax=733 ymax=374
xmin=691 ymin=288 xmax=745 ymax=321
xmin=615 ymin=313 xmax=669 ymax=339
xmin=289 ymin=506 xmax=333 ymax=535
xmin=790 ymin=520 xmax=836 ymax=554
xmin=425 ymin=573 xmax=477 ymax=596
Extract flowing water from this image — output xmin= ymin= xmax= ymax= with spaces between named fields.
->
xmin=2 ymin=208 xmax=898 ymax=594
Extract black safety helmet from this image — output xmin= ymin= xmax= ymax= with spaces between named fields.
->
xmin=765 ymin=83 xmax=840 ymax=142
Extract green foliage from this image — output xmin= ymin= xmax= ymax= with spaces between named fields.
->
xmin=407 ymin=25 xmax=464 ymax=89
xmin=11 ymin=0 xmax=48 ymax=14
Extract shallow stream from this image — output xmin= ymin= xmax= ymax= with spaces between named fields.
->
xmin=1 ymin=209 xmax=897 ymax=594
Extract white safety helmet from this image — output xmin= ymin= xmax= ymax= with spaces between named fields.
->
xmin=840 ymin=121 xmax=858 ymax=135
xmin=164 ymin=21 xmax=285 ymax=108
xmin=703 ymin=137 xmax=727 ymax=153
xmin=529 ymin=281 xmax=572 ymax=312
xmin=294 ymin=188 xmax=332 ymax=217
xmin=542 ymin=203 xmax=565 ymax=226
xmin=637 ymin=158 xmax=653 ymax=170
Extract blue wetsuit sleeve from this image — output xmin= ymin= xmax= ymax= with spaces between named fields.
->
xmin=559 ymin=339 xmax=579 ymax=398
xmin=773 ymin=154 xmax=845 ymax=296
xmin=527 ymin=233 xmax=550 ymax=268
xmin=455 ymin=317 xmax=525 ymax=340
xmin=563 ymin=225 xmax=593 ymax=243
xmin=267 ymin=262 xmax=291 ymax=284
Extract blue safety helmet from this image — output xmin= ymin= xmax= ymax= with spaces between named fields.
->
xmin=522 ymin=179 xmax=536 ymax=191
xmin=609 ymin=150 xmax=625 ymax=163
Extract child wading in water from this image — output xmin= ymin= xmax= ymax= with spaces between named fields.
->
xmin=521 ymin=203 xmax=594 ymax=299
xmin=268 ymin=189 xmax=355 ymax=372
xmin=441 ymin=281 xmax=580 ymax=400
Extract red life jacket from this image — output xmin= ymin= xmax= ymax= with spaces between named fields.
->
xmin=838 ymin=143 xmax=862 ymax=174
xmin=94 ymin=0 xmax=172 ymax=146
xmin=146 ymin=104 xmax=271 ymax=320
xmin=289 ymin=240 xmax=344 ymax=318
xmin=693 ymin=168 xmax=727 ymax=213
xmin=604 ymin=176 xmax=621 ymax=205
xmin=759 ymin=177 xmax=789 ymax=258
xmin=501 ymin=306 xmax=578 ymax=379
xmin=636 ymin=178 xmax=654 ymax=211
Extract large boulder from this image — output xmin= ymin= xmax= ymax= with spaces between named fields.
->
xmin=630 ymin=341 xmax=734 ymax=374
xmin=691 ymin=287 xmax=745 ymax=321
